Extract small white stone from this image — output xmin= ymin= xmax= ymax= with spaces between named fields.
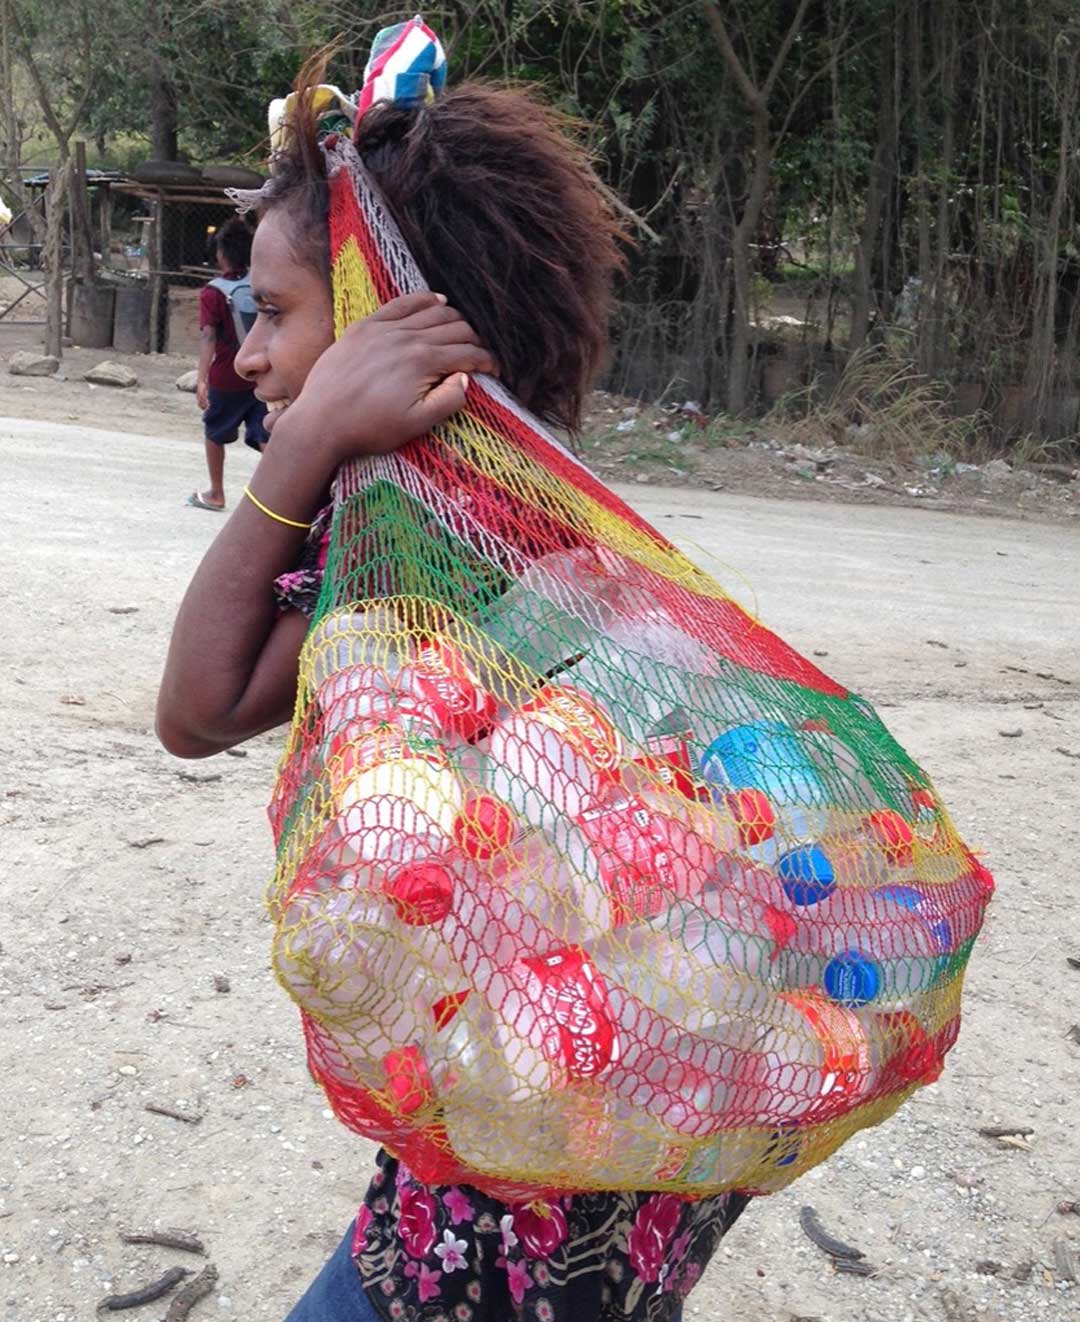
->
xmin=3 ymin=1253 xmax=19 ymax=1265
xmin=117 ymin=1065 xmax=137 ymax=1077
xmin=910 ymin=1165 xmax=926 ymax=1178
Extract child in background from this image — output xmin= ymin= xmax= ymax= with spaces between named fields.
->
xmin=187 ymin=216 xmax=269 ymax=512
xmin=158 ymin=20 xmax=748 ymax=1321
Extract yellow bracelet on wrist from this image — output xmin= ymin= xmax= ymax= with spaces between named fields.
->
xmin=242 ymin=485 xmax=311 ymax=530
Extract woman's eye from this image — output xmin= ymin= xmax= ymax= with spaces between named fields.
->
xmin=257 ymin=305 xmax=280 ymax=321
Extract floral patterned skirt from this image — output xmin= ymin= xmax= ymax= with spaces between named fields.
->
xmin=353 ymin=1150 xmax=750 ymax=1321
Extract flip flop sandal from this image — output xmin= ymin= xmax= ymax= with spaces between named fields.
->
xmin=187 ymin=492 xmax=226 ymax=512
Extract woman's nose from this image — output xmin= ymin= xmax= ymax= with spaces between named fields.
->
xmin=234 ymin=320 xmax=267 ymax=382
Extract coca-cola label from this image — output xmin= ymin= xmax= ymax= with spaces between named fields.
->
xmin=782 ymin=990 xmax=870 ymax=1120
xmin=413 ymin=639 xmax=497 ymax=740
xmin=328 ymin=726 xmax=446 ymax=786
xmin=521 ymin=685 xmax=621 ymax=772
xmin=632 ymin=732 xmax=701 ymax=800
xmin=521 ymin=947 xmax=620 ymax=1079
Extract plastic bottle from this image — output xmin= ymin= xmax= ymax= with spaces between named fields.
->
xmin=477 ymin=547 xmax=618 ymax=677
xmin=272 ymin=885 xmax=450 ymax=1085
xmin=660 ymin=895 xmax=797 ymax=991
xmin=774 ymin=882 xmax=956 ymax=1006
xmin=572 ymin=788 xmax=726 ymax=924
xmin=483 ymin=683 xmax=622 ymax=831
xmin=699 ymin=719 xmax=825 ymax=810
xmin=623 ymin=730 xmax=704 ymax=801
xmin=569 ymin=603 xmax=728 ymax=743
xmin=589 ymin=921 xmax=735 ymax=1031
xmin=742 ymin=988 xmax=872 ymax=1125
xmin=427 ymin=986 xmax=553 ymax=1104
xmin=598 ymin=980 xmax=776 ymax=1137
xmin=489 ymin=827 xmax=613 ymax=944
xmin=409 ymin=635 xmax=498 ymax=742
xmin=328 ymin=725 xmax=464 ymax=865
xmin=307 ymin=605 xmax=414 ymax=727
xmin=798 ymin=720 xmax=895 ymax=813
xmin=859 ymin=1007 xmax=945 ymax=1096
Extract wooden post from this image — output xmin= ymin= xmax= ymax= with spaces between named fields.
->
xmin=99 ymin=182 xmax=112 ymax=269
xmin=43 ymin=160 xmax=69 ymax=358
xmin=148 ymin=189 xmax=164 ymax=351
xmin=70 ymin=140 xmax=95 ymax=281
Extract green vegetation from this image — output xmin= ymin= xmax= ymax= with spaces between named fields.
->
xmin=4 ymin=1 xmax=1080 ymax=448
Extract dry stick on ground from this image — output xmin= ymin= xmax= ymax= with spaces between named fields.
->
xmin=144 ymin=1102 xmax=202 ymax=1125
xmin=798 ymin=1205 xmax=867 ymax=1262
xmin=977 ymin=1124 xmax=1034 ymax=1139
xmin=1054 ymin=1239 xmax=1078 ymax=1283
xmin=119 ymin=1229 xmax=206 ymax=1255
xmin=98 ymin=1266 xmax=189 ymax=1311
xmin=163 ymin=1263 xmax=218 ymax=1321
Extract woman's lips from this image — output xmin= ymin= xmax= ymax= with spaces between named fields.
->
xmin=262 ymin=399 xmax=291 ymax=435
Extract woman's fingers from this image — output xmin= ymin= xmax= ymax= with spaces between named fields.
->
xmin=408 ymin=318 xmax=485 ymax=347
xmin=411 ymin=373 xmax=471 ymax=432
xmin=429 ymin=342 xmax=499 ymax=376
xmin=370 ymin=291 xmax=447 ymax=322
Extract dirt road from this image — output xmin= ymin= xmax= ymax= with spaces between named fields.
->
xmin=1 ymin=416 xmax=1077 ymax=1321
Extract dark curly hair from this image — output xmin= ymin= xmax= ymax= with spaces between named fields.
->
xmin=254 ymin=58 xmax=627 ymax=433
xmin=215 ymin=215 xmax=254 ymax=272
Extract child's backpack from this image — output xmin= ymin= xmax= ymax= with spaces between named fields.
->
xmin=207 ymin=274 xmax=258 ymax=346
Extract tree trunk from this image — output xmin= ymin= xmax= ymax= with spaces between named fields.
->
xmin=150 ymin=64 xmax=178 ymax=160
xmin=43 ymin=159 xmax=70 ymax=359
xmin=728 ymin=107 xmax=772 ymax=414
xmin=0 ymin=0 xmax=45 ymax=245
xmin=1025 ymin=49 xmax=1079 ymax=433
xmin=69 ymin=138 xmax=95 ymax=280
xmin=851 ymin=16 xmax=894 ymax=351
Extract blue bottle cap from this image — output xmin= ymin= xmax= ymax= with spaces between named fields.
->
xmin=878 ymin=884 xmax=953 ymax=952
xmin=824 ymin=951 xmax=881 ymax=1006
xmin=777 ymin=844 xmax=836 ymax=906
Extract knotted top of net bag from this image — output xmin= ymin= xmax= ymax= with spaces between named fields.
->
xmin=261 ymin=17 xmax=994 ymax=1203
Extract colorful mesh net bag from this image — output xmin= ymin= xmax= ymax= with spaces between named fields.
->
xmin=266 ymin=133 xmax=994 ymax=1203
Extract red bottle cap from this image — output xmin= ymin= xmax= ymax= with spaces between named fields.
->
xmin=864 ymin=809 xmax=916 ymax=866
xmin=453 ymin=792 xmax=515 ymax=859
xmin=724 ymin=788 xmax=777 ymax=847
xmin=383 ymin=1045 xmax=434 ymax=1115
xmin=385 ymin=861 xmax=455 ymax=926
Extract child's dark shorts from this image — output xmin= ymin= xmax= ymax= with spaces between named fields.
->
xmin=203 ymin=387 xmax=269 ymax=450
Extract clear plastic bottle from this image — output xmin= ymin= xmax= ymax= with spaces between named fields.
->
xmin=571 ymin=788 xmax=731 ymax=925
xmin=774 ymin=881 xmax=957 ymax=1006
xmin=483 ymin=683 xmax=622 ymax=831
xmin=740 ymin=988 xmax=872 ymax=1125
xmin=272 ymin=884 xmax=451 ymax=1085
xmin=329 ymin=726 xmax=463 ymax=864
xmin=307 ymin=605 xmax=413 ymax=726
xmin=476 ymin=547 xmax=618 ymax=677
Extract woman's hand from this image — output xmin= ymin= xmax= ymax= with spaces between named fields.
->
xmin=286 ymin=292 xmax=497 ymax=466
